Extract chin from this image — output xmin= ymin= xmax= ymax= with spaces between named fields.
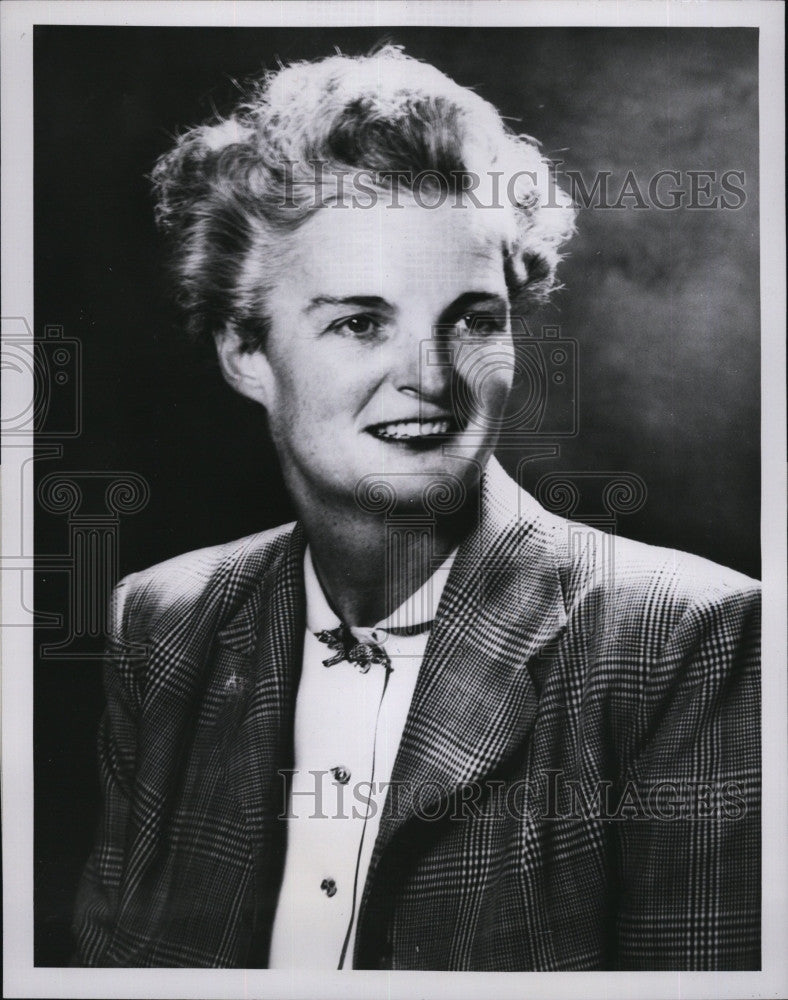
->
xmin=350 ymin=451 xmax=485 ymax=517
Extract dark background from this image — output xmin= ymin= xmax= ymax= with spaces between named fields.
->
xmin=34 ymin=26 xmax=760 ymax=964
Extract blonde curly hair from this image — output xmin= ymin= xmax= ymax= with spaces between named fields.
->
xmin=151 ymin=44 xmax=576 ymax=349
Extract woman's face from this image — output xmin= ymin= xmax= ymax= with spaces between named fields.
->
xmin=224 ymin=198 xmax=515 ymax=513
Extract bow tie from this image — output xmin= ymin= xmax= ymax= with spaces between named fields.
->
xmin=315 ymin=621 xmax=432 ymax=673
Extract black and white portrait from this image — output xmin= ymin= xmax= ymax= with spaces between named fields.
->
xmin=2 ymin=2 xmax=785 ymax=997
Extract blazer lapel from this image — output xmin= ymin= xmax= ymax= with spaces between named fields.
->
xmin=216 ymin=522 xmax=307 ymax=955
xmin=362 ymin=459 xmax=568 ymax=902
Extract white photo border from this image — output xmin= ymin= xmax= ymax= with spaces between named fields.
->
xmin=2 ymin=2 xmax=785 ymax=998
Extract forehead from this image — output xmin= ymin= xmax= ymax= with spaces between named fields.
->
xmin=283 ymin=200 xmax=511 ymax=299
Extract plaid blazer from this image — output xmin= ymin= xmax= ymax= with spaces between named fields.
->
xmin=73 ymin=459 xmax=760 ymax=970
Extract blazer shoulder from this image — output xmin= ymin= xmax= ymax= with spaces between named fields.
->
xmin=535 ymin=498 xmax=760 ymax=625
xmin=607 ymin=530 xmax=756 ymax=601
xmin=109 ymin=521 xmax=298 ymax=644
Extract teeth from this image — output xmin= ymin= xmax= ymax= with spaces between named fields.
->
xmin=372 ymin=419 xmax=451 ymax=440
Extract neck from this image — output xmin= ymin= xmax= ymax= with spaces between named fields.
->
xmin=296 ymin=488 xmax=478 ymax=627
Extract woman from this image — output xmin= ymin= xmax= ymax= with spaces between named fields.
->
xmin=73 ymin=44 xmax=760 ymax=970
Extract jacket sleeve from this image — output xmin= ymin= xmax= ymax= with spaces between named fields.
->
xmin=613 ymin=579 xmax=761 ymax=970
xmin=71 ymin=578 xmax=145 ymax=966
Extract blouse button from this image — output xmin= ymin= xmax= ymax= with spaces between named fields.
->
xmin=320 ymin=877 xmax=338 ymax=898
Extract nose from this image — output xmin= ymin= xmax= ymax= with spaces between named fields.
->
xmin=391 ymin=317 xmax=453 ymax=404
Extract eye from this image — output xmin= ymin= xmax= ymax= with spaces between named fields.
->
xmin=456 ymin=312 xmax=508 ymax=336
xmin=326 ymin=314 xmax=382 ymax=338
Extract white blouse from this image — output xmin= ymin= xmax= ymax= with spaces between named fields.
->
xmin=268 ymin=545 xmax=456 ymax=969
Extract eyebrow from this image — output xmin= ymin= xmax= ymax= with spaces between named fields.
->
xmin=304 ymin=295 xmax=392 ymax=314
xmin=304 ymin=291 xmax=508 ymax=318
xmin=439 ymin=292 xmax=509 ymax=322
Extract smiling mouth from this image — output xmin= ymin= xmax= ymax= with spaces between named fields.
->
xmin=366 ymin=417 xmax=460 ymax=446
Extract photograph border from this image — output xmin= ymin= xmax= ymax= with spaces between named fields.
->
xmin=3 ymin=2 xmax=785 ymax=998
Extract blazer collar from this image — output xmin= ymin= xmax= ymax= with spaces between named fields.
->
xmin=217 ymin=458 xmax=568 ymax=821
xmin=215 ymin=522 xmax=306 ymax=656
xmin=215 ymin=458 xmax=567 ymax=660
xmin=358 ymin=457 xmax=569 ymax=927
xmin=399 ymin=454 xmax=569 ymax=771
xmin=217 ymin=523 xmax=307 ymax=880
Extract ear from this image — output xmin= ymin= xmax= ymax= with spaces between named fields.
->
xmin=214 ymin=327 xmax=274 ymax=408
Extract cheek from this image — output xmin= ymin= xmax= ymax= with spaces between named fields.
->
xmin=266 ymin=338 xmax=322 ymax=409
xmin=485 ymin=371 xmax=514 ymax=415
xmin=269 ymin=351 xmax=358 ymax=434
xmin=458 ymin=343 xmax=516 ymax=412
